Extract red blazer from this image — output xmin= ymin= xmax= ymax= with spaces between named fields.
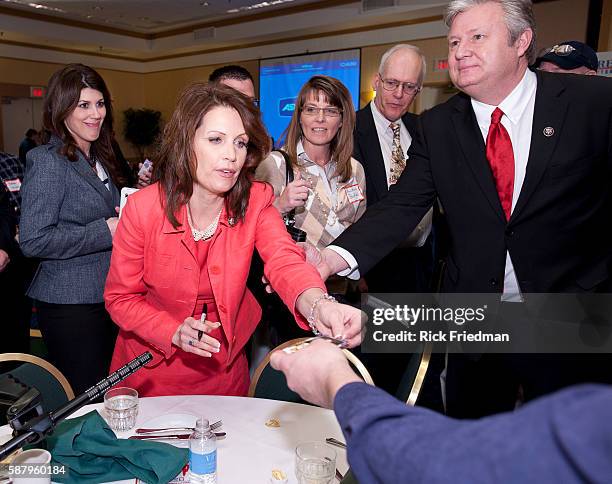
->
xmin=104 ymin=181 xmax=325 ymax=396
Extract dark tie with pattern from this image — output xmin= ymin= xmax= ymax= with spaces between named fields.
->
xmin=389 ymin=122 xmax=406 ymax=185
xmin=485 ymin=107 xmax=515 ymax=220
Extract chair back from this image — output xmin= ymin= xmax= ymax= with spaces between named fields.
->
xmin=340 ymin=468 xmax=359 ymax=483
xmin=394 ymin=343 xmax=432 ymax=405
xmin=0 ymin=353 xmax=74 ymax=422
xmin=249 ymin=338 xmax=374 ymax=402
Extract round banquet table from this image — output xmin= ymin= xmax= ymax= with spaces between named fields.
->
xmin=47 ymin=395 xmax=348 ymax=483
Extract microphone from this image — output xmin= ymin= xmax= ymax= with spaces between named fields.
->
xmin=0 ymin=351 xmax=152 ymax=460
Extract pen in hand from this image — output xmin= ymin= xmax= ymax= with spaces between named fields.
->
xmin=197 ymin=303 xmax=207 ymax=341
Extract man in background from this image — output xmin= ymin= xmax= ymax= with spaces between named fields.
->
xmin=534 ymin=40 xmax=599 ymax=75
xmin=353 ymin=44 xmax=434 ymax=296
xmin=209 ymin=65 xmax=257 ymax=101
xmin=18 ymin=129 xmax=38 ymax=168
xmin=352 ymin=45 xmax=440 ymax=398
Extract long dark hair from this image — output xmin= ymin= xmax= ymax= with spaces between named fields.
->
xmin=43 ymin=63 xmax=126 ymax=186
xmin=154 ymin=82 xmax=271 ymax=228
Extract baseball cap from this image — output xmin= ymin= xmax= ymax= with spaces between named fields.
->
xmin=534 ymin=41 xmax=599 ymax=71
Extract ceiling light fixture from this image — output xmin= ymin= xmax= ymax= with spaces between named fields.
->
xmin=227 ymin=0 xmax=295 ymax=14
xmin=0 ymin=0 xmax=67 ymax=13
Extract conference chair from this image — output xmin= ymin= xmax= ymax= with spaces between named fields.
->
xmin=0 ymin=353 xmax=74 ymax=421
xmin=395 ymin=343 xmax=433 ymax=405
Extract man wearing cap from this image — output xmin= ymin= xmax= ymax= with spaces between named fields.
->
xmin=535 ymin=40 xmax=599 ymax=75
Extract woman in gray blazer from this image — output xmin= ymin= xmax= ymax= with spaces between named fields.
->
xmin=20 ymin=64 xmax=127 ymax=394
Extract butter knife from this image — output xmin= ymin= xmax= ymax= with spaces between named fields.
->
xmin=129 ymin=432 xmax=225 ymax=440
xmin=136 ymin=419 xmax=222 ymax=434
xmin=326 ymin=437 xmax=346 ymax=449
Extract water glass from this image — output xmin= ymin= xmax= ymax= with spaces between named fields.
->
xmin=295 ymin=442 xmax=336 ymax=484
xmin=104 ymin=387 xmax=138 ymax=431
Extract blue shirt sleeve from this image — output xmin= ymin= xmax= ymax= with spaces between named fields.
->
xmin=333 ymin=382 xmax=612 ymax=484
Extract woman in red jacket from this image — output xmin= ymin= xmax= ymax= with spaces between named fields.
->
xmin=104 ymin=83 xmax=362 ymax=397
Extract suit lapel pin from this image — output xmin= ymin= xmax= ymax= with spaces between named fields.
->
xmin=543 ymin=126 xmax=554 ymax=137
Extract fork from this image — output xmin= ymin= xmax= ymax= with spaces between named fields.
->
xmin=135 ymin=419 xmax=222 ymax=434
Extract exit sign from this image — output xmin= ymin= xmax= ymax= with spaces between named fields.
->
xmin=30 ymin=86 xmax=45 ymax=98
xmin=433 ymin=58 xmax=449 ymax=71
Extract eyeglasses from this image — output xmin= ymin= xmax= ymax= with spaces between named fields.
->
xmin=379 ymin=76 xmax=421 ymax=95
xmin=301 ymin=106 xmax=342 ymax=118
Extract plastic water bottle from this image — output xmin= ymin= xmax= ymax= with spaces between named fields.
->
xmin=189 ymin=417 xmax=217 ymax=483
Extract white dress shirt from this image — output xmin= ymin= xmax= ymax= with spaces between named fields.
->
xmin=471 ymin=69 xmax=536 ymax=301
xmin=331 ymin=69 xmax=538 ymax=294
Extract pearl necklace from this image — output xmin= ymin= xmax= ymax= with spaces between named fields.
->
xmin=187 ymin=206 xmax=222 ymax=242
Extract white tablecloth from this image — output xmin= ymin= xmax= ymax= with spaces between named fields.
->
xmin=65 ymin=395 xmax=348 ymax=483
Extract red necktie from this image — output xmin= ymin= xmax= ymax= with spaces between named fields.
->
xmin=485 ymin=108 xmax=515 ymax=221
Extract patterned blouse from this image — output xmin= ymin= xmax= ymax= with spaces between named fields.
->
xmin=255 ymin=141 xmax=367 ymax=250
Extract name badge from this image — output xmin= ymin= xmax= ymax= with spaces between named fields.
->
xmin=4 ymin=178 xmax=21 ymax=192
xmin=344 ymin=184 xmax=364 ymax=204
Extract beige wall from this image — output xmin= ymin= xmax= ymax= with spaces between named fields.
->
xmin=142 ymin=60 xmax=259 ymax=130
xmin=0 ymin=0 xmax=603 ymax=153
xmin=534 ymin=0 xmax=589 ymax=53
xmin=0 ymin=58 xmax=144 ymax=156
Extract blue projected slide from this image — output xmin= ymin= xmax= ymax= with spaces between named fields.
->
xmin=259 ymin=49 xmax=360 ymax=144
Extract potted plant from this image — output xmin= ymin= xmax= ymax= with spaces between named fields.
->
xmin=122 ymin=108 xmax=162 ymax=161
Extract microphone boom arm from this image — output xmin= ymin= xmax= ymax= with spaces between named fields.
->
xmin=0 ymin=351 xmax=152 ymax=460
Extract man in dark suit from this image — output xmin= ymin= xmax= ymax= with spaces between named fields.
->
xmin=316 ymin=0 xmax=612 ymax=417
xmin=353 ymin=44 xmax=433 ymax=295
xmin=352 ymin=45 xmax=440 ymax=398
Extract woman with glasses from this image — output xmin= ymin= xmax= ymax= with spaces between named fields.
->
xmin=255 ymin=75 xmax=365 ymax=343
xmin=256 ymin=75 xmax=365 ymax=251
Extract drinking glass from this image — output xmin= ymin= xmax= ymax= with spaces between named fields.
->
xmin=104 ymin=387 xmax=138 ymax=432
xmin=295 ymin=442 xmax=336 ymax=484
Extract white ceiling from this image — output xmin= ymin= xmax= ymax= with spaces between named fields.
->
xmin=0 ymin=0 xmax=325 ymax=33
xmin=0 ymin=0 xmax=449 ymax=71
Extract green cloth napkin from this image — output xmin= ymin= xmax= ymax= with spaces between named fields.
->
xmin=46 ymin=410 xmax=188 ymax=484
